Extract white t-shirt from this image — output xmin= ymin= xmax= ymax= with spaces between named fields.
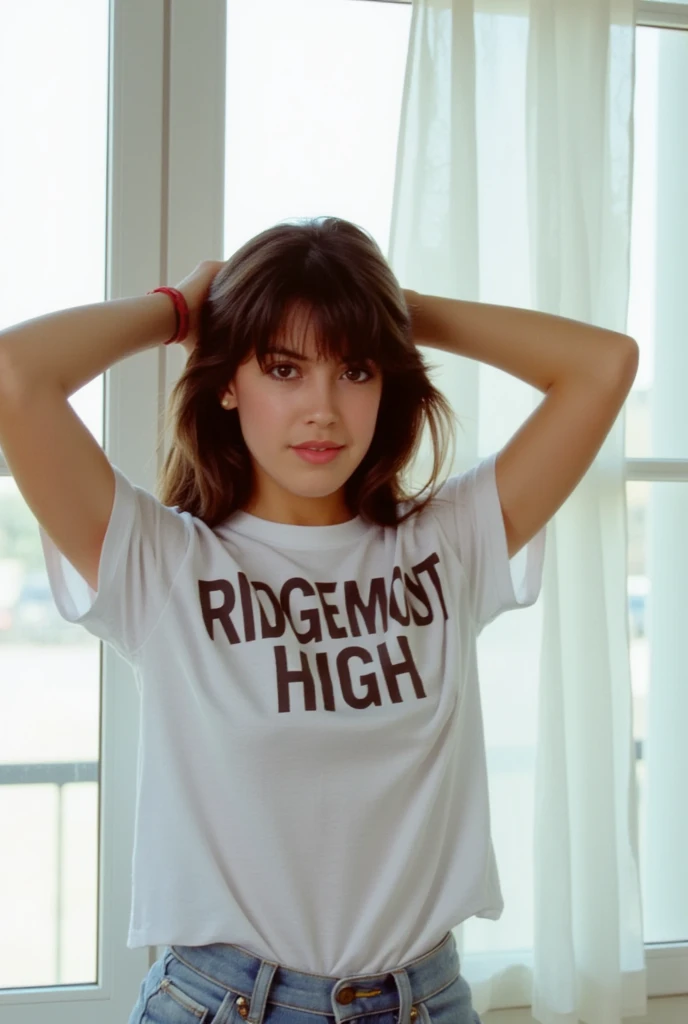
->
xmin=39 ymin=451 xmax=545 ymax=976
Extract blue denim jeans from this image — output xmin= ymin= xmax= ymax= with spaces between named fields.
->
xmin=127 ymin=930 xmax=482 ymax=1024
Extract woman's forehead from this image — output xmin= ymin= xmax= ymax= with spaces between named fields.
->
xmin=247 ymin=299 xmax=380 ymax=366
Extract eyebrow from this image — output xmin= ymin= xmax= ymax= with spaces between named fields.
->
xmin=266 ymin=346 xmax=314 ymax=362
xmin=266 ymin=345 xmax=362 ymax=364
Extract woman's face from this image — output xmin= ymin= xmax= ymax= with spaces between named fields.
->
xmin=222 ymin=308 xmax=383 ymax=526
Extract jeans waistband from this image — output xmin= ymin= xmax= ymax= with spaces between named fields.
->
xmin=169 ymin=930 xmax=459 ymax=1023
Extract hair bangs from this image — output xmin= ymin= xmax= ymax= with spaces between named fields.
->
xmin=250 ymin=285 xmax=398 ymax=374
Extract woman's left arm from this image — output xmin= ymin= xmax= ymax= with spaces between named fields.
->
xmin=403 ymin=289 xmax=639 ymax=559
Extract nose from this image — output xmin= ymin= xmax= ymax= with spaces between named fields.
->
xmin=302 ymin=373 xmax=340 ymax=425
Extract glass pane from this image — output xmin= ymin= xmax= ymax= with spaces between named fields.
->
xmin=0 ymin=0 xmax=109 ymax=989
xmin=627 ymin=480 xmax=688 ymax=944
xmin=465 ymin=566 xmax=542 ymax=954
xmin=224 ymin=0 xmax=412 ymax=259
xmin=626 ymin=26 xmax=688 ymax=459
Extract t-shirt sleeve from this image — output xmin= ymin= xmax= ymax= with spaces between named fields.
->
xmin=38 ymin=463 xmax=191 ymax=661
xmin=434 ymin=451 xmax=546 ymax=634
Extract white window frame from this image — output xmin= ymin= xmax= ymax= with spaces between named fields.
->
xmin=0 ymin=1 xmax=227 ymax=1020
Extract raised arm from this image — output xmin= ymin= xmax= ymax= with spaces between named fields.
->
xmin=405 ymin=290 xmax=639 ymax=559
xmin=0 ymin=293 xmax=177 ymax=591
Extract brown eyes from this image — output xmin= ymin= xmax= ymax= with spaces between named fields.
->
xmin=265 ymin=362 xmax=374 ymax=383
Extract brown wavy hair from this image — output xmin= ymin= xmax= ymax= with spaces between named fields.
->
xmin=156 ymin=216 xmax=458 ymax=529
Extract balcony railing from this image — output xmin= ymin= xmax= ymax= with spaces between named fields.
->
xmin=1 ymin=761 xmax=99 ymax=985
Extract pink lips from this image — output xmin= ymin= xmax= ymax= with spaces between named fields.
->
xmin=291 ymin=446 xmax=343 ymax=464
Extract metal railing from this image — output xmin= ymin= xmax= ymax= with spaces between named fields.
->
xmin=1 ymin=761 xmax=99 ymax=984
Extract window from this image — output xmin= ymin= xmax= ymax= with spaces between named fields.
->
xmin=626 ymin=21 xmax=688 ymax=949
xmin=0 ymin=2 xmax=172 ymax=1019
xmin=224 ymin=0 xmax=688 ymax=994
xmin=0 ymin=0 xmax=109 ymax=992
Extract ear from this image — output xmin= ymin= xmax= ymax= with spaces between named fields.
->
xmin=219 ymin=386 xmax=238 ymax=410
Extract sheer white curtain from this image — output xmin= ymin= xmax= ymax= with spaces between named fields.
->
xmin=387 ymin=1 xmax=646 ymax=1022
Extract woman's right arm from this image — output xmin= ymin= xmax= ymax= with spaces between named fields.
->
xmin=0 ymin=293 xmax=176 ymax=398
xmin=0 ymin=294 xmax=177 ymax=591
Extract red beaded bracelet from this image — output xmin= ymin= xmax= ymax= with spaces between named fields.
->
xmin=147 ymin=286 xmax=191 ymax=345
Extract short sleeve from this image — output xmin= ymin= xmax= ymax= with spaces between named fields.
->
xmin=433 ymin=451 xmax=546 ymax=634
xmin=38 ymin=463 xmax=191 ymax=661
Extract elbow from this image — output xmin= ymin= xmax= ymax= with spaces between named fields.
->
xmin=596 ymin=334 xmax=639 ymax=393
xmin=614 ymin=335 xmax=640 ymax=390
xmin=565 ymin=335 xmax=639 ymax=401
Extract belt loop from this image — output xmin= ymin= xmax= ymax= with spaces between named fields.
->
xmin=391 ymin=968 xmax=414 ymax=1024
xmin=244 ymin=959 xmax=278 ymax=1024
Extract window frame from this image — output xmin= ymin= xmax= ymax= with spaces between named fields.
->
xmin=0 ymin=0 xmax=227 ymax=1020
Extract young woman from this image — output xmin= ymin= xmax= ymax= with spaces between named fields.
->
xmin=0 ymin=217 xmax=638 ymax=1024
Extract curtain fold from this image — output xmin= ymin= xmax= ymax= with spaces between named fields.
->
xmin=387 ymin=2 xmax=646 ymax=1021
